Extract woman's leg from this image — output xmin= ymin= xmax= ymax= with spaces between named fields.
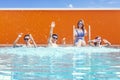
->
xmin=76 ymin=40 xmax=82 ymax=47
xmin=81 ymin=40 xmax=86 ymax=46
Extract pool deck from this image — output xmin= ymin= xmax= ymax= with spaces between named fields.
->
xmin=0 ymin=44 xmax=120 ymax=48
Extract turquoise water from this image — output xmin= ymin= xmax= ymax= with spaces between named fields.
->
xmin=0 ymin=47 xmax=120 ymax=80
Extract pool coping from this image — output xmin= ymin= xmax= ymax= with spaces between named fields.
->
xmin=0 ymin=44 xmax=120 ymax=48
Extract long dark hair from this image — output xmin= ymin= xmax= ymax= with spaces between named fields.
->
xmin=77 ymin=19 xmax=85 ymax=32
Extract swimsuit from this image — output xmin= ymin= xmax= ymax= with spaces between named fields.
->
xmin=75 ymin=29 xmax=85 ymax=43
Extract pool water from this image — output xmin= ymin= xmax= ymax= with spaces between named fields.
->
xmin=0 ymin=47 xmax=120 ymax=80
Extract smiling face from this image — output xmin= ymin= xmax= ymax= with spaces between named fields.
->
xmin=78 ymin=22 xmax=83 ymax=28
xmin=52 ymin=34 xmax=58 ymax=43
xmin=94 ymin=36 xmax=102 ymax=46
xmin=95 ymin=36 xmax=102 ymax=42
xmin=52 ymin=38 xmax=57 ymax=43
xmin=77 ymin=20 xmax=84 ymax=29
xmin=24 ymin=35 xmax=31 ymax=43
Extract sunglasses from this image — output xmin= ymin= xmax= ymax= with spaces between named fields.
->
xmin=53 ymin=37 xmax=58 ymax=40
xmin=52 ymin=36 xmax=58 ymax=39
xmin=78 ymin=23 xmax=83 ymax=25
xmin=24 ymin=38 xmax=30 ymax=41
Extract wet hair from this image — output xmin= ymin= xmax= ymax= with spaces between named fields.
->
xmin=24 ymin=34 xmax=30 ymax=41
xmin=94 ymin=36 xmax=102 ymax=46
xmin=77 ymin=19 xmax=85 ymax=32
xmin=52 ymin=34 xmax=58 ymax=39
xmin=95 ymin=36 xmax=100 ymax=39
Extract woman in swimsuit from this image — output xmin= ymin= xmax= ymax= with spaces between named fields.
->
xmin=74 ymin=19 xmax=87 ymax=47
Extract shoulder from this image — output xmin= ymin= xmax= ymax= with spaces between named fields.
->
xmin=74 ymin=28 xmax=78 ymax=31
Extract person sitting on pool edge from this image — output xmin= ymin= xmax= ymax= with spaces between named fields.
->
xmin=88 ymin=36 xmax=111 ymax=47
xmin=74 ymin=19 xmax=87 ymax=47
xmin=48 ymin=21 xmax=58 ymax=47
xmin=13 ymin=33 xmax=37 ymax=48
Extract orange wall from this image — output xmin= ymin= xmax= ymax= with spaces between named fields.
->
xmin=0 ymin=10 xmax=120 ymax=45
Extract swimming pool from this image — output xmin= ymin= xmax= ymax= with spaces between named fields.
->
xmin=0 ymin=47 xmax=120 ymax=80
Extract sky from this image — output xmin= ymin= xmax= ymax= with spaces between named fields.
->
xmin=0 ymin=0 xmax=120 ymax=8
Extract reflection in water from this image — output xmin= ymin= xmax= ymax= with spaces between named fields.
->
xmin=72 ymin=52 xmax=120 ymax=80
xmin=0 ymin=53 xmax=73 ymax=80
xmin=0 ymin=47 xmax=120 ymax=80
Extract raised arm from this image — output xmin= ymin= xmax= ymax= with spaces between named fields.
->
xmin=13 ymin=33 xmax=23 ymax=47
xmin=29 ymin=34 xmax=37 ymax=48
xmin=103 ymin=39 xmax=111 ymax=47
xmin=48 ymin=21 xmax=55 ymax=44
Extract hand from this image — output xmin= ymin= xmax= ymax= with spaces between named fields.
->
xmin=73 ymin=25 xmax=75 ymax=28
xmin=51 ymin=21 xmax=55 ymax=28
xmin=63 ymin=37 xmax=66 ymax=40
xmin=18 ymin=33 xmax=23 ymax=37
